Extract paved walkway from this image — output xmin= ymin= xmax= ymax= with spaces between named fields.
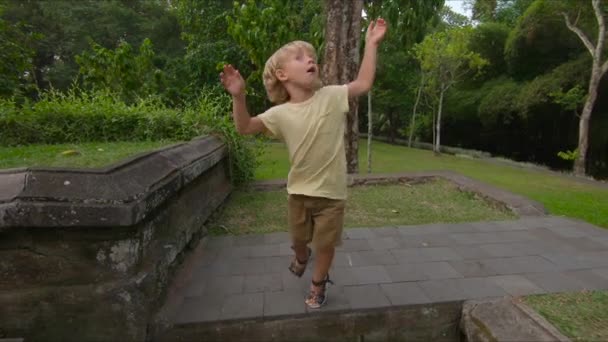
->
xmin=165 ymin=216 xmax=608 ymax=325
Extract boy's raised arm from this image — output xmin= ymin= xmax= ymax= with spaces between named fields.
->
xmin=220 ymin=64 xmax=267 ymax=135
xmin=347 ymin=18 xmax=387 ymax=98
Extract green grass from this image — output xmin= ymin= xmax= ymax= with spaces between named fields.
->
xmin=209 ymin=179 xmax=514 ymax=235
xmin=0 ymin=140 xmax=179 ymax=169
xmin=524 ymin=291 xmax=608 ymax=341
xmin=256 ymin=140 xmax=608 ymax=228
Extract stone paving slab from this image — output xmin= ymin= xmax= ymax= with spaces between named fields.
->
xmin=167 ymin=216 xmax=608 ymax=326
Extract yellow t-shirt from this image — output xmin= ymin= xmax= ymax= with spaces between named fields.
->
xmin=258 ymin=85 xmax=349 ymax=200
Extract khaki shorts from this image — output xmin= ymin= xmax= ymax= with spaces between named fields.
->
xmin=288 ymin=194 xmax=346 ymax=251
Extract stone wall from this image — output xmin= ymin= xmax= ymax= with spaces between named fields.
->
xmin=0 ymin=136 xmax=231 ymax=342
xmin=158 ymin=302 xmax=462 ymax=342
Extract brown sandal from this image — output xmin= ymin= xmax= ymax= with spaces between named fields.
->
xmin=305 ymin=275 xmax=334 ymax=309
xmin=288 ymin=247 xmax=312 ymax=277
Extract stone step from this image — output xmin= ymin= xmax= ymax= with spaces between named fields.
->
xmin=154 ymin=301 xmax=463 ymax=342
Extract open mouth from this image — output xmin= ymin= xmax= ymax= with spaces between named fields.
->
xmin=307 ymin=66 xmax=316 ymax=74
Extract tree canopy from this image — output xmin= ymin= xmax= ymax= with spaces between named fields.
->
xmin=0 ymin=0 xmax=606 ymax=178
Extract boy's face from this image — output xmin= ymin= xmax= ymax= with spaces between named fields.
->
xmin=277 ymin=48 xmax=321 ymax=89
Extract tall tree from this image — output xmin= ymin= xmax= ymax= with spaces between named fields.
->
xmin=363 ymin=0 xmax=444 ymax=172
xmin=408 ymin=73 xmax=424 ymax=147
xmin=561 ymin=0 xmax=608 ymax=175
xmin=322 ymin=0 xmax=364 ymax=174
xmin=414 ymin=27 xmax=488 ymax=153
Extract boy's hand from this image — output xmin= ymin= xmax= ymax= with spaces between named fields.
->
xmin=220 ymin=64 xmax=246 ymax=97
xmin=366 ymin=18 xmax=387 ymax=46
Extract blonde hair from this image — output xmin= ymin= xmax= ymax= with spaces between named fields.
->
xmin=263 ymin=40 xmax=321 ymax=104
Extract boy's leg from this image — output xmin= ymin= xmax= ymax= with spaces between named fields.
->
xmin=311 ymin=198 xmax=345 ymax=279
xmin=312 ymin=246 xmax=335 ymax=283
xmin=293 ymin=243 xmax=310 ymax=263
xmin=306 ymin=198 xmax=345 ymax=308
xmin=288 ymin=195 xmax=313 ymax=276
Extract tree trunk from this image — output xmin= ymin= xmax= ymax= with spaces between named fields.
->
xmin=432 ymin=107 xmax=436 ymax=150
xmin=322 ymin=0 xmax=363 ymax=174
xmin=408 ymin=77 xmax=424 ymax=147
xmin=562 ymin=0 xmax=608 ymax=175
xmin=435 ymin=87 xmax=445 ymax=154
xmin=393 ymin=112 xmax=399 ymax=143
xmin=574 ymin=71 xmax=601 ymax=174
xmin=388 ymin=110 xmax=396 ymax=143
xmin=367 ymin=90 xmax=372 ymax=174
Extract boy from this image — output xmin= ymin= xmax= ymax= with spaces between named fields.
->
xmin=220 ymin=18 xmax=387 ymax=308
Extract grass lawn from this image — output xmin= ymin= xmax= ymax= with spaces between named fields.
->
xmin=0 ymin=140 xmax=179 ymax=169
xmin=208 ymin=179 xmax=514 ymax=235
xmin=524 ymin=291 xmax=608 ymax=341
xmin=256 ymin=140 xmax=608 ymax=228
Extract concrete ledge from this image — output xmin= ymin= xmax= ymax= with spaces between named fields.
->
xmin=461 ymin=298 xmax=571 ymax=342
xmin=154 ymin=302 xmax=462 ymax=342
xmin=0 ymin=136 xmax=227 ymax=228
xmin=0 ymin=136 xmax=232 ymax=341
xmin=251 ymin=171 xmax=547 ymax=217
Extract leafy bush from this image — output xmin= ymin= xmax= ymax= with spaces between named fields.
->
xmin=469 ymin=22 xmax=510 ymax=80
xmin=477 ymin=77 xmax=520 ymax=127
xmin=186 ymin=88 xmax=264 ymax=186
xmin=76 ymin=38 xmax=166 ymax=104
xmin=1 ymin=88 xmax=200 ymax=145
xmin=0 ymin=87 xmax=262 ymax=185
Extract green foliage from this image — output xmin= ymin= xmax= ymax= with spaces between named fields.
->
xmin=1 ymin=0 xmax=183 ymax=94
xmin=414 ymin=27 xmax=489 ymax=91
xmin=472 ymin=54 xmax=588 ymax=130
xmin=226 ymin=0 xmax=324 ymax=108
xmin=469 ymin=22 xmax=510 ymax=79
xmin=477 ymin=77 xmax=520 ymax=126
xmin=444 ymin=85 xmax=485 ymax=121
xmin=437 ymin=6 xmax=472 ymax=29
xmin=549 ymin=85 xmax=586 ymax=114
xmin=557 ymin=149 xmax=578 ymax=161
xmin=1 ymin=0 xmax=606 ymax=178
xmin=0 ymin=5 xmax=38 ymax=98
xmin=76 ymin=38 xmax=165 ymax=103
xmin=227 ymin=0 xmax=324 ymax=73
xmin=365 ymin=0 xmax=446 ymax=45
xmin=174 ymin=0 xmax=249 ymax=104
xmin=515 ymin=54 xmax=589 ymax=117
xmin=1 ymin=89 xmax=193 ymax=145
xmin=361 ymin=0 xmax=444 ymax=140
xmin=495 ymin=0 xmax=535 ymax=26
xmin=470 ymin=0 xmax=498 ymax=22
xmin=186 ymin=88 xmax=264 ymax=186
xmin=504 ymin=0 xmax=588 ymax=79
